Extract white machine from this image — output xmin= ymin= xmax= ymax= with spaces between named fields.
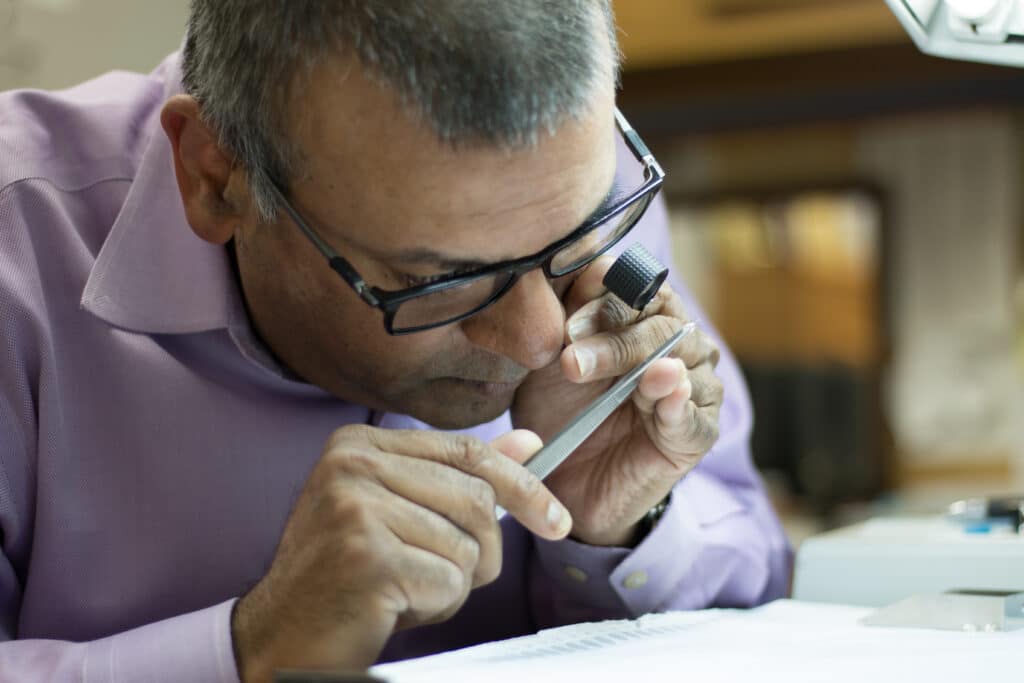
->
xmin=793 ymin=516 xmax=1024 ymax=606
xmin=886 ymin=0 xmax=1024 ymax=66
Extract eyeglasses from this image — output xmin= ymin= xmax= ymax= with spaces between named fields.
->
xmin=271 ymin=109 xmax=664 ymax=335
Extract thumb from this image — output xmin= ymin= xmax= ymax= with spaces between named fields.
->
xmin=489 ymin=429 xmax=544 ymax=465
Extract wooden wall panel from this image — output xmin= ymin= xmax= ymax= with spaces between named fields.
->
xmin=615 ymin=0 xmax=909 ymax=69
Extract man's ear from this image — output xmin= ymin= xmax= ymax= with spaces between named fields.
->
xmin=160 ymin=94 xmax=244 ymax=245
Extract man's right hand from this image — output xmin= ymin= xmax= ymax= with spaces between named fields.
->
xmin=231 ymin=424 xmax=572 ymax=682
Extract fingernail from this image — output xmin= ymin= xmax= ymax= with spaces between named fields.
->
xmin=568 ymin=315 xmax=597 ymax=343
xmin=547 ymin=501 xmax=572 ymax=535
xmin=573 ymin=346 xmax=595 ymax=378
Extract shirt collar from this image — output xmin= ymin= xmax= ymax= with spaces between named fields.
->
xmin=81 ymin=52 xmax=247 ymax=337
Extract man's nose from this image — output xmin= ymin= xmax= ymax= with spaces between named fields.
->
xmin=459 ymin=268 xmax=564 ymax=371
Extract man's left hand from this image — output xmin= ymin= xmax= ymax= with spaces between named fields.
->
xmin=511 ymin=256 xmax=723 ymax=547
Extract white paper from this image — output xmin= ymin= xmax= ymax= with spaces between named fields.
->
xmin=372 ymin=600 xmax=1022 ymax=683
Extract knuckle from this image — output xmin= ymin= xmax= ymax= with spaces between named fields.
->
xmin=650 ymin=315 xmax=680 ymax=344
xmin=682 ymin=327 xmax=706 ymax=357
xmin=466 ymin=479 xmax=497 ymax=518
xmin=607 ymin=330 xmax=639 ymax=368
xmin=616 ymin=316 xmax=677 ymax=369
xmin=514 ymin=469 xmax=545 ymax=504
xmin=683 ymin=409 xmax=703 ymax=441
xmin=438 ymin=561 xmax=469 ymax=601
xmin=441 ymin=526 xmax=480 ymax=576
xmin=332 ymin=447 xmax=379 ymax=477
xmin=339 ymin=526 xmax=394 ymax=582
xmin=330 ymin=492 xmax=375 ymax=529
xmin=449 ymin=434 xmax=489 ymax=471
xmin=708 ymin=341 xmax=722 ymax=368
xmin=599 ymin=294 xmax=635 ymax=329
xmin=476 ymin=540 xmax=503 ymax=585
xmin=694 ymin=330 xmax=721 ymax=368
xmin=341 ymin=527 xmax=380 ymax=567
xmin=688 ymin=409 xmax=719 ymax=448
xmin=706 ymin=377 xmax=725 ymax=406
xmin=456 ymin=532 xmax=481 ymax=569
xmin=327 ymin=423 xmax=370 ymax=449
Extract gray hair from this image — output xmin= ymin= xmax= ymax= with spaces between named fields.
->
xmin=181 ymin=1 xmax=620 ymax=221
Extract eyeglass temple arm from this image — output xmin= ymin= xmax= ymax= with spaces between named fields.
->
xmin=327 ymin=257 xmax=381 ymax=307
xmin=614 ymin=108 xmax=664 ymax=179
xmin=273 ymin=184 xmax=382 ymax=307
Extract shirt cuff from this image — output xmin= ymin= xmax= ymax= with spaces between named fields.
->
xmin=532 ymin=466 xmax=749 ymax=618
xmin=532 ymin=486 xmax=707 ymax=617
xmin=82 ymin=599 xmax=240 ymax=683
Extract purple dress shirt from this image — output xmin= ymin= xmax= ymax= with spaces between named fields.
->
xmin=0 ymin=53 xmax=791 ymax=682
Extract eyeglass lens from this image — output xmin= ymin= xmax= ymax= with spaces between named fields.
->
xmin=389 ymin=191 xmax=654 ymax=332
xmin=549 ymin=194 xmax=653 ymax=276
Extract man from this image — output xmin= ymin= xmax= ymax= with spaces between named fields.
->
xmin=0 ymin=2 xmax=790 ymax=681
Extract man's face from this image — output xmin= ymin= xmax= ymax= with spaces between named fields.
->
xmin=233 ymin=59 xmax=618 ymax=429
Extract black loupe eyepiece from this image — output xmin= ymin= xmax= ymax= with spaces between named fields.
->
xmin=602 ymin=243 xmax=669 ymax=311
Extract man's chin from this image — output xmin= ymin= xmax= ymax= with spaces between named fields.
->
xmin=406 ymin=377 xmax=521 ymax=430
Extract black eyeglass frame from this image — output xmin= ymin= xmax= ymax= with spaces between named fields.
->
xmin=270 ymin=108 xmax=665 ymax=335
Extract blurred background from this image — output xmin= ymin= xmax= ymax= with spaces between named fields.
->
xmin=612 ymin=0 xmax=1024 ymax=545
xmin=3 ymin=0 xmax=1022 ymax=548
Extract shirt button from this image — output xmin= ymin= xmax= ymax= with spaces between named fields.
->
xmin=563 ymin=565 xmax=589 ymax=583
xmin=622 ymin=570 xmax=649 ymax=590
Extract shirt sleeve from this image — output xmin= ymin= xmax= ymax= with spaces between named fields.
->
xmin=526 ymin=192 xmax=792 ymax=627
xmin=0 ymin=187 xmax=242 ymax=683
xmin=0 ymin=602 xmax=241 ymax=683
xmin=0 ymin=343 xmax=240 ymax=683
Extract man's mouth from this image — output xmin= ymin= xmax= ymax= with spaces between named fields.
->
xmin=446 ymin=376 xmax=526 ymax=396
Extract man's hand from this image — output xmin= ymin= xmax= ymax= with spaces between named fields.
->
xmin=512 ymin=256 xmax=723 ymax=547
xmin=231 ymin=425 xmax=571 ymax=682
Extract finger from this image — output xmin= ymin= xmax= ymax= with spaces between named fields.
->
xmin=561 ymin=315 xmax=682 ymax=383
xmin=390 ymin=542 xmax=471 ymax=627
xmin=566 ymin=315 xmax=721 ymax=383
xmin=653 ymin=380 xmax=693 ymax=429
xmin=635 ymin=362 xmax=719 ymax=455
xmin=566 ymin=289 xmax=664 ymax=344
xmin=367 ymin=454 xmax=504 ymax=586
xmin=633 ymin=358 xmax=690 ymax=416
xmin=562 ymin=254 xmax=616 ymax=316
xmin=352 ymin=426 xmax=572 ymax=541
xmin=687 ymin=362 xmax=724 ymax=409
xmin=566 ymin=287 xmax=657 ymax=344
xmin=566 ymin=268 xmax=687 ymax=336
xmin=489 ymin=429 xmax=544 ymax=465
xmin=380 ymin=484 xmax=499 ymax=589
xmin=690 ymin=329 xmax=721 ymax=370
xmin=563 ymin=250 xmax=683 ymax=317
xmin=672 ymin=327 xmax=720 ymax=370
xmin=487 ymin=430 xmax=549 ymax=531
xmin=677 ymin=402 xmax=721 ymax=453
xmin=565 ymin=295 xmax=606 ymax=344
xmin=657 ymin=398 xmax=721 ymax=455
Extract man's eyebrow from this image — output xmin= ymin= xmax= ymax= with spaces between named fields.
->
xmin=389 ymin=251 xmax=491 ymax=270
xmin=389 ymin=179 xmax=625 ymax=270
xmin=587 ymin=179 xmax=627 ymax=225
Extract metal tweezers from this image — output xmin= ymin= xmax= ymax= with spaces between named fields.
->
xmin=524 ymin=321 xmax=697 ymax=481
